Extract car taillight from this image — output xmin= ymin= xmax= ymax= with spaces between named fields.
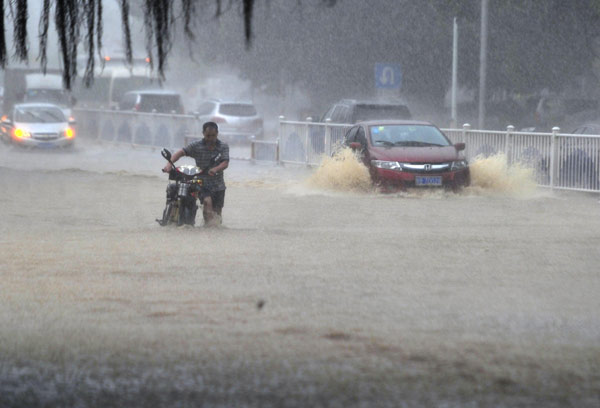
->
xmin=210 ymin=116 xmax=227 ymax=124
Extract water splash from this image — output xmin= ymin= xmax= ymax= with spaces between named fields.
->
xmin=305 ymin=148 xmax=372 ymax=193
xmin=467 ymin=153 xmax=537 ymax=196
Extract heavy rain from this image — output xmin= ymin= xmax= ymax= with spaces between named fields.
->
xmin=1 ymin=1 xmax=600 ymax=407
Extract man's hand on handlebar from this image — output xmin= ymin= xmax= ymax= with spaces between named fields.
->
xmin=162 ymin=163 xmax=173 ymax=173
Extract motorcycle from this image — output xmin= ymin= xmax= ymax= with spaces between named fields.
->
xmin=156 ymin=148 xmax=203 ymax=226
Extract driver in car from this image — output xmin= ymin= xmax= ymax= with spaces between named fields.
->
xmin=162 ymin=122 xmax=230 ymax=226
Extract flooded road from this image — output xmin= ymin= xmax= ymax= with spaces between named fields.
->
xmin=1 ymin=140 xmax=599 ymax=407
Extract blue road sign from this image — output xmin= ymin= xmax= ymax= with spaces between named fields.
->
xmin=375 ymin=63 xmax=402 ymax=89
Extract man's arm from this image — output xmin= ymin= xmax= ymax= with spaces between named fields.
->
xmin=208 ymin=160 xmax=229 ymax=176
xmin=162 ymin=148 xmax=186 ymax=172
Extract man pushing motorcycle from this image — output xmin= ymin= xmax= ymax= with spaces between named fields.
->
xmin=162 ymin=122 xmax=229 ymax=226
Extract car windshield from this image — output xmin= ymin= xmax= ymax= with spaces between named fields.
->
xmin=354 ymin=104 xmax=410 ymax=121
xmin=15 ymin=107 xmax=66 ymax=123
xmin=370 ymin=125 xmax=450 ymax=147
xmin=24 ymin=89 xmax=70 ymax=106
xmin=139 ymin=94 xmax=182 ymax=113
xmin=218 ymin=103 xmax=257 ymax=117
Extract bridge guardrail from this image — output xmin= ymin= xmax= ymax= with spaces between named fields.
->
xmin=73 ymin=108 xmax=599 ymax=192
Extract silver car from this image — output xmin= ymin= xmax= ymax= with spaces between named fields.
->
xmin=0 ymin=103 xmax=76 ymax=148
xmin=194 ymin=99 xmax=263 ymax=143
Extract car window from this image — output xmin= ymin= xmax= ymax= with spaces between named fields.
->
xmin=331 ymin=105 xmax=349 ymax=123
xmin=344 ymin=126 xmax=359 ymax=144
xmin=356 ymin=126 xmax=367 ymax=145
xmin=120 ymin=93 xmax=137 ymax=110
xmin=322 ymin=106 xmax=335 ymax=121
xmin=196 ymin=102 xmax=215 ymax=115
xmin=369 ymin=125 xmax=451 ymax=146
xmin=218 ymin=103 xmax=257 ymax=117
xmin=353 ymin=104 xmax=411 ymax=122
xmin=139 ymin=94 xmax=183 ymax=113
xmin=583 ymin=125 xmax=600 ymax=135
xmin=15 ymin=106 xmax=66 ymax=123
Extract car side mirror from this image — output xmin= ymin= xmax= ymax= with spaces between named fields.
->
xmin=454 ymin=142 xmax=466 ymax=151
xmin=69 ymin=119 xmax=77 ymax=126
xmin=1 ymin=115 xmax=12 ymax=125
xmin=349 ymin=142 xmax=362 ymax=150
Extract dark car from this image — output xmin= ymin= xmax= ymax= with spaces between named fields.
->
xmin=119 ymin=90 xmax=184 ymax=114
xmin=342 ymin=120 xmax=470 ymax=190
xmin=321 ymin=99 xmax=411 ymax=124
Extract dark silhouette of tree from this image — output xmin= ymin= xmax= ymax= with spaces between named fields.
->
xmin=1 ymin=0 xmax=338 ymax=89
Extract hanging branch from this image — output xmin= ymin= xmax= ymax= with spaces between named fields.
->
xmin=96 ymin=0 xmax=103 ymax=67
xmin=120 ymin=0 xmax=132 ymax=66
xmin=83 ymin=0 xmax=95 ymax=86
xmin=182 ymin=0 xmax=196 ymax=41
xmin=143 ymin=0 xmax=154 ymax=72
xmin=0 ymin=0 xmax=7 ymax=68
xmin=54 ymin=0 xmax=72 ymax=88
xmin=14 ymin=0 xmax=28 ymax=62
xmin=243 ymin=0 xmax=254 ymax=49
xmin=38 ymin=0 xmax=50 ymax=73
xmin=67 ymin=0 xmax=79 ymax=81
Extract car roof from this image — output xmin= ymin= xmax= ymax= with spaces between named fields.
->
xmin=201 ymin=98 xmax=255 ymax=106
xmin=14 ymin=102 xmax=64 ymax=109
xmin=125 ymin=89 xmax=181 ymax=96
xmin=355 ymin=119 xmax=433 ymax=126
xmin=338 ymin=99 xmax=409 ymax=106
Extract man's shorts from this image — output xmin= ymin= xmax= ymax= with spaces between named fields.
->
xmin=199 ymin=187 xmax=226 ymax=209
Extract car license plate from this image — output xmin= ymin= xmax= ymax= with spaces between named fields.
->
xmin=37 ymin=142 xmax=56 ymax=149
xmin=415 ymin=176 xmax=442 ymax=186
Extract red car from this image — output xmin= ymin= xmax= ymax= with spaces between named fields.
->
xmin=343 ymin=120 xmax=470 ymax=190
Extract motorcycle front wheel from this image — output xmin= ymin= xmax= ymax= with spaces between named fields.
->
xmin=160 ymin=202 xmax=176 ymax=226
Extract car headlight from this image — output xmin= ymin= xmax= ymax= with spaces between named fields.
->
xmin=13 ymin=128 xmax=31 ymax=139
xmin=451 ymin=160 xmax=468 ymax=171
xmin=62 ymin=127 xmax=75 ymax=139
xmin=371 ymin=160 xmax=402 ymax=170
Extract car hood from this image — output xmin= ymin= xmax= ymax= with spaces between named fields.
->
xmin=368 ymin=145 xmax=461 ymax=163
xmin=14 ymin=122 xmax=68 ymax=133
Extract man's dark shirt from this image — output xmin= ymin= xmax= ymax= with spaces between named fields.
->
xmin=183 ymin=139 xmax=229 ymax=191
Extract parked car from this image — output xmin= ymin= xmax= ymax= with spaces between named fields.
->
xmin=194 ymin=99 xmax=263 ymax=143
xmin=284 ymin=99 xmax=413 ymax=160
xmin=0 ymin=103 xmax=76 ymax=148
xmin=339 ymin=120 xmax=470 ymax=190
xmin=321 ymin=99 xmax=411 ymax=124
xmin=119 ymin=90 xmax=184 ymax=114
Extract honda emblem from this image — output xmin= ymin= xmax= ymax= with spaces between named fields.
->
xmin=424 ymin=164 xmax=432 ymax=171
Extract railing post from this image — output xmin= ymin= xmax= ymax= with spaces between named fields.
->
xmin=462 ymin=123 xmax=471 ymax=158
xmin=250 ymin=140 xmax=256 ymax=164
xmin=550 ymin=126 xmax=560 ymax=189
xmin=278 ymin=115 xmax=285 ymax=164
xmin=325 ymin=118 xmax=332 ymax=157
xmin=462 ymin=123 xmax=471 ymax=143
xmin=305 ymin=117 xmax=312 ymax=166
xmin=276 ymin=139 xmax=281 ymax=166
xmin=506 ymin=125 xmax=514 ymax=165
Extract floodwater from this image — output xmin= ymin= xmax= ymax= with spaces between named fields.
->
xmin=1 ymin=139 xmax=599 ymax=407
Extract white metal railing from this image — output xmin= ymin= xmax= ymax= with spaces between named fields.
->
xmin=277 ymin=120 xmax=600 ymax=193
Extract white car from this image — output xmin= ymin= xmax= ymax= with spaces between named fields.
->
xmin=1 ymin=103 xmax=76 ymax=148
xmin=194 ymin=99 xmax=263 ymax=143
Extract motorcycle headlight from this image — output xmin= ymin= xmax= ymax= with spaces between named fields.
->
xmin=451 ymin=160 xmax=468 ymax=171
xmin=371 ymin=160 xmax=402 ymax=170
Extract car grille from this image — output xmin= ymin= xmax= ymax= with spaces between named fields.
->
xmin=401 ymin=163 xmax=451 ymax=173
xmin=33 ymin=132 xmax=60 ymax=140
